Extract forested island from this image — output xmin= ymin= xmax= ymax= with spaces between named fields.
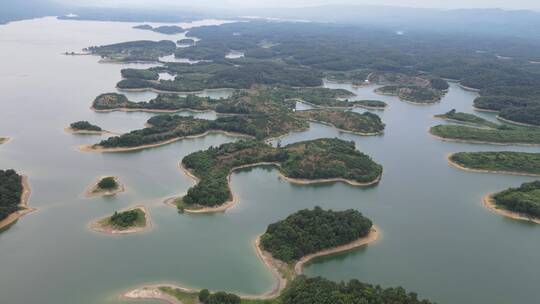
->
xmin=66 ymin=121 xmax=109 ymax=135
xmin=484 ymin=181 xmax=540 ymax=223
xmin=448 ymin=152 xmax=540 ymax=176
xmin=0 ymin=137 xmax=9 ymax=145
xmin=174 ymin=139 xmax=382 ymax=212
xmin=0 ymin=170 xmax=32 ymax=230
xmin=90 ymin=206 xmax=149 ymax=235
xmin=260 ymin=207 xmax=373 ymax=262
xmin=85 ymin=176 xmax=124 ymax=197
xmin=294 ymin=109 xmax=385 ymax=135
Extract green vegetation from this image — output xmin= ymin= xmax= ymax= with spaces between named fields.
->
xmin=133 ymin=24 xmax=185 ymax=34
xmin=324 ymin=69 xmax=372 ymax=85
xmin=85 ymin=40 xmax=176 ymax=62
xmin=93 ymin=92 xmax=217 ymax=112
xmin=493 ymin=181 xmax=540 ymax=218
xmin=376 ymin=85 xmax=444 ymax=104
xmin=350 ymin=99 xmax=387 ymax=109
xmin=116 ymin=61 xmax=323 ymax=92
xmin=70 ymin=121 xmax=102 ymax=132
xmin=180 ymin=139 xmax=382 ymax=208
xmin=97 ymin=177 xmax=118 ymax=190
xmin=294 ymin=109 xmax=385 ymax=134
xmin=0 ymin=169 xmax=23 ymax=221
xmin=178 ymin=38 xmax=195 ymax=45
xmin=434 ymin=109 xmax=498 ymax=128
xmin=260 ymin=207 xmax=372 ymax=262
xmin=199 ymin=289 xmax=241 ymax=304
xmin=107 ymin=208 xmax=145 ymax=229
xmin=450 ymin=152 xmax=540 ymax=175
xmin=160 ymin=275 xmax=434 ymax=304
xmin=121 ymin=68 xmax=159 ymax=80
xmin=430 ymin=124 xmax=540 ymax=144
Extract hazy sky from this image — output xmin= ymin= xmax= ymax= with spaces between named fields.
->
xmin=56 ymin=0 xmax=540 ymax=10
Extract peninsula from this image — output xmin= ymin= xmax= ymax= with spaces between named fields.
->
xmin=173 ymin=138 xmax=382 ymax=213
xmin=448 ymin=152 xmax=540 ymax=176
xmin=484 ymin=181 xmax=540 ymax=224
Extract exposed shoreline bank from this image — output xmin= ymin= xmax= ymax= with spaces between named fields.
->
xmin=0 ymin=175 xmax=35 ymax=230
xmin=483 ymin=193 xmax=540 ymax=224
xmin=122 ymin=226 xmax=379 ymax=302
xmin=169 ymin=162 xmax=382 ymax=214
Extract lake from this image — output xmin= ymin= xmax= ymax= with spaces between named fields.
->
xmin=0 ymin=17 xmax=538 ymax=304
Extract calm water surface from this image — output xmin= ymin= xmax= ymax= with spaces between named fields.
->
xmin=0 ymin=17 xmax=538 ymax=304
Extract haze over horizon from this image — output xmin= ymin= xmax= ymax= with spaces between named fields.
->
xmin=53 ymin=0 xmax=540 ymax=11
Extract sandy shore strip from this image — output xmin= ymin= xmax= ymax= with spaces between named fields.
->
xmin=446 ymin=153 xmax=540 ymax=177
xmin=428 ymin=128 xmax=540 ymax=146
xmin=79 ymin=131 xmax=253 ymax=153
xmin=0 ymin=175 xmax=35 ymax=230
xmin=123 ymin=226 xmax=379 ymax=302
xmin=171 ymin=162 xmax=382 ymax=214
xmin=483 ymin=194 xmax=540 ymax=224
xmin=64 ymin=126 xmax=117 ymax=136
xmin=84 ymin=176 xmax=125 ymax=198
xmin=89 ymin=205 xmax=151 ymax=235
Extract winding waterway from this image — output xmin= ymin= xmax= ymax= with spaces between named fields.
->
xmin=0 ymin=17 xmax=539 ymax=304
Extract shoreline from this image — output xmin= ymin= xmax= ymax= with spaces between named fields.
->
xmin=84 ymin=176 xmax=125 ymax=198
xmin=123 ymin=226 xmax=379 ymax=302
xmin=428 ymin=128 xmax=540 ymax=146
xmin=171 ymin=162 xmax=382 ymax=214
xmin=459 ymin=84 xmax=481 ymax=92
xmin=0 ymin=137 xmax=10 ymax=145
xmin=79 ymin=131 xmax=253 ymax=153
xmin=89 ymin=205 xmax=151 ymax=235
xmin=0 ymin=175 xmax=35 ymax=231
xmin=446 ymin=153 xmax=540 ymax=177
xmin=433 ymin=116 xmax=493 ymax=128
xmin=495 ymin=115 xmax=540 ymax=128
xmin=483 ymin=193 xmax=540 ymax=224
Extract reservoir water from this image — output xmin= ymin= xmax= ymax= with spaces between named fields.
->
xmin=0 ymin=17 xmax=538 ymax=304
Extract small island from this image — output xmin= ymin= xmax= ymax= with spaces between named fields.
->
xmin=376 ymin=85 xmax=444 ymax=104
xmin=172 ymin=138 xmax=382 ymax=213
xmin=90 ymin=205 xmax=150 ymax=235
xmin=177 ymin=38 xmax=195 ymax=45
xmin=294 ymin=109 xmax=385 ymax=135
xmin=65 ymin=121 xmax=110 ymax=135
xmin=0 ymin=137 xmax=9 ymax=145
xmin=0 ymin=170 xmax=33 ymax=231
xmin=484 ymin=181 xmax=540 ymax=224
xmin=350 ymin=99 xmax=387 ymax=110
xmin=85 ymin=176 xmax=125 ymax=197
xmin=371 ymin=72 xmax=448 ymax=104
xmin=448 ymin=152 xmax=540 ymax=176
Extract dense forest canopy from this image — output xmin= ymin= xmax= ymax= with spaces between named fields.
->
xmin=260 ymin=207 xmax=373 ymax=262
xmin=70 ymin=121 xmax=102 ymax=131
xmin=0 ymin=169 xmax=23 ymax=221
xmin=108 ymin=209 xmax=145 ymax=228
